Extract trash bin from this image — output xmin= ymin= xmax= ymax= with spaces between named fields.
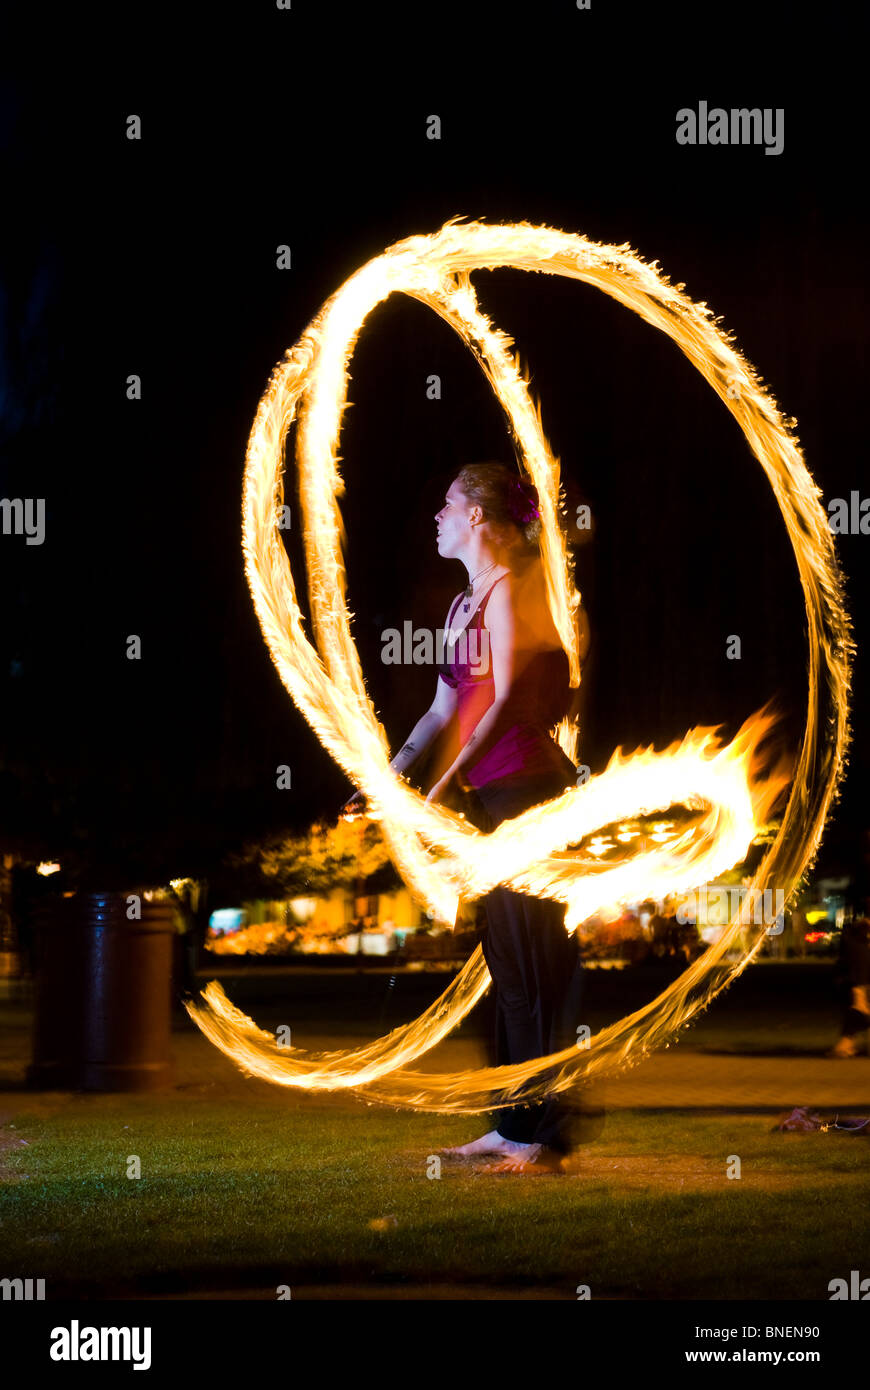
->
xmin=26 ymin=890 xmax=175 ymax=1092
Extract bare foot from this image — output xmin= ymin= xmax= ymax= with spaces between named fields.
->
xmin=474 ymin=1144 xmax=567 ymax=1175
xmin=440 ymin=1129 xmax=535 ymax=1159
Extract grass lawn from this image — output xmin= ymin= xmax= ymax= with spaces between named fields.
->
xmin=1 ymin=1088 xmax=867 ymax=1299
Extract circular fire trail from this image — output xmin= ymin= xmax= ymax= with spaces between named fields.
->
xmin=185 ymin=218 xmax=853 ymax=1114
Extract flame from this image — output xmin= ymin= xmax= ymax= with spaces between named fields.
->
xmin=185 ymin=217 xmax=853 ymax=1114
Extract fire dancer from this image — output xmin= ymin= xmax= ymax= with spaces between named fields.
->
xmin=431 ymin=464 xmax=592 ymax=1173
xmin=827 ymin=912 xmax=870 ymax=1058
xmin=346 ymin=462 xmax=592 ymax=1171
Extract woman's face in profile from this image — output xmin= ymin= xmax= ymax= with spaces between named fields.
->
xmin=435 ymin=479 xmax=470 ymax=559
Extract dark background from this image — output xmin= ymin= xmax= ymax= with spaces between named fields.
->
xmin=1 ymin=2 xmax=867 ymax=887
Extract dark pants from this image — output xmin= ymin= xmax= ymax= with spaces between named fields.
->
xmin=838 ymin=986 xmax=870 ymax=1040
xmin=842 ymin=1006 xmax=870 ymax=1039
xmin=466 ymin=765 xmax=592 ymax=1155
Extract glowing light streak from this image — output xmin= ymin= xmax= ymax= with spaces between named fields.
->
xmin=185 ymin=218 xmax=853 ymax=1114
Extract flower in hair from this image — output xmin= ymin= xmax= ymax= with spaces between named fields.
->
xmin=508 ymin=477 xmax=540 ymax=525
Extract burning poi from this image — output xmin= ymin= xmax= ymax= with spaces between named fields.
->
xmin=184 ymin=217 xmax=853 ymax=1118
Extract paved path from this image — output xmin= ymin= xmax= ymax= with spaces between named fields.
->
xmin=2 ymin=993 xmax=868 ymax=1115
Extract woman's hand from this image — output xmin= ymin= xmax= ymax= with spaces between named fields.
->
xmin=426 ymin=768 xmax=470 ymax=806
xmin=425 ymin=774 xmax=452 ymax=806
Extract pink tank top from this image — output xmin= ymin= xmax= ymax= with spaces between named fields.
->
xmin=437 ymin=574 xmax=577 ymax=788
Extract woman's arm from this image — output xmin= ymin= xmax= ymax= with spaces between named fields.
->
xmin=341 ymin=673 xmax=458 ymax=813
xmin=390 ymin=597 xmax=462 ymax=775
xmin=390 ymin=673 xmax=458 ymax=775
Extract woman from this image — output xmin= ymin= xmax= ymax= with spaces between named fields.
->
xmin=826 ymin=912 xmax=870 ymax=1058
xmin=344 ymin=462 xmax=589 ymax=1174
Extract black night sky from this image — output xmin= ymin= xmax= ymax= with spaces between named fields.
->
xmin=2 ymin=3 xmax=868 ymax=890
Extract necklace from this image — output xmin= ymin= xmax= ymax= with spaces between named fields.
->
xmin=462 ymin=561 xmax=499 ymax=613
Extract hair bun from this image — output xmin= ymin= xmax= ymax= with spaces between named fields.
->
xmin=507 ymin=476 xmax=540 ymax=526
